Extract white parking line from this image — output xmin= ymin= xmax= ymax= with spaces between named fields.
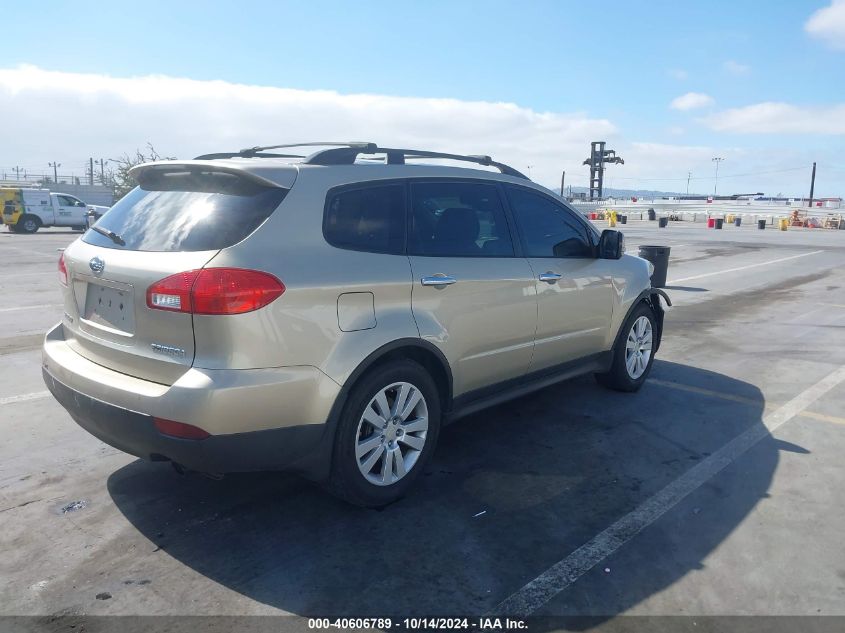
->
xmin=0 ymin=304 xmax=62 ymax=313
xmin=0 ymin=246 xmax=58 ymax=259
xmin=0 ymin=391 xmax=50 ymax=406
xmin=668 ymin=250 xmax=824 ymax=284
xmin=491 ymin=363 xmax=845 ymax=617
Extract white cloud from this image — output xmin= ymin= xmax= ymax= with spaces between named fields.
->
xmin=669 ymin=92 xmax=715 ymax=111
xmin=668 ymin=69 xmax=688 ymax=80
xmin=0 ymin=65 xmax=615 ymax=187
xmin=703 ymin=102 xmax=845 ymax=134
xmin=805 ymin=0 xmax=845 ymax=50
xmin=723 ymin=60 xmax=751 ymax=75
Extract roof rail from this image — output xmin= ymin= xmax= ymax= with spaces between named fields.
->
xmin=195 ymin=142 xmax=528 ymax=179
xmin=193 ymin=142 xmax=374 ymax=161
xmin=193 ymin=152 xmax=305 ymax=160
xmin=305 ymin=145 xmax=528 ymax=179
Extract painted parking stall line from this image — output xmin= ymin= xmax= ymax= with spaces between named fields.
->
xmin=0 ymin=391 xmax=51 ymax=406
xmin=491 ymin=363 xmax=845 ymax=617
xmin=668 ymin=250 xmax=825 ymax=285
xmin=0 ymin=304 xmax=62 ymax=313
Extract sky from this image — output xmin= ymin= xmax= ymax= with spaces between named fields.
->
xmin=1 ymin=0 xmax=844 ymax=197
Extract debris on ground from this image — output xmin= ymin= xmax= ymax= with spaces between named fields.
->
xmin=95 ymin=592 xmax=111 ymax=600
xmin=61 ymin=500 xmax=87 ymax=514
xmin=473 ymin=510 xmax=487 ymax=518
xmin=604 ymin=568 xmax=611 ymax=574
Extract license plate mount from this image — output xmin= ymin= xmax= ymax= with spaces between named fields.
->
xmin=83 ymin=283 xmax=135 ymax=333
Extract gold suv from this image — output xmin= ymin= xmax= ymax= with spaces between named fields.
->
xmin=42 ymin=142 xmax=670 ymax=506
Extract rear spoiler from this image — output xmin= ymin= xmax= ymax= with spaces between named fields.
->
xmin=129 ymin=161 xmax=290 ymax=190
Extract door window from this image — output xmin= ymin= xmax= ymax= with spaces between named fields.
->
xmin=506 ymin=187 xmax=593 ymax=258
xmin=323 ymin=184 xmax=405 ymax=254
xmin=409 ymin=181 xmax=514 ymax=257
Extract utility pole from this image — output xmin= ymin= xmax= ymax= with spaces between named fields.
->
xmin=527 ymin=165 xmax=534 ymax=180
xmin=96 ymin=159 xmax=107 ymax=183
xmin=686 ymin=171 xmax=691 ymax=195
xmin=712 ymin=157 xmax=724 ymax=196
xmin=88 ymin=158 xmax=95 ymax=186
xmin=13 ymin=166 xmax=23 ymax=180
xmin=48 ymin=161 xmax=61 ymax=184
xmin=808 ymin=162 xmax=816 ymax=209
xmin=560 ymin=170 xmax=566 ymax=197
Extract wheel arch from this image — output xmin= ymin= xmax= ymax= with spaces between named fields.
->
xmin=610 ymin=288 xmax=671 ymax=359
xmin=305 ymin=338 xmax=453 ymax=481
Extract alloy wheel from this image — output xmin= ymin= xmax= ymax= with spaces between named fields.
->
xmin=625 ymin=316 xmax=653 ymax=379
xmin=355 ymin=381 xmax=429 ymax=486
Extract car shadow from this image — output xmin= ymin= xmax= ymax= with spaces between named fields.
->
xmin=107 ymin=360 xmax=783 ymax=619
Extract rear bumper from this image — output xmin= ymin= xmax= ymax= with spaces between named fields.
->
xmin=43 ymin=368 xmax=326 ymax=474
xmin=42 ymin=324 xmax=341 ymax=477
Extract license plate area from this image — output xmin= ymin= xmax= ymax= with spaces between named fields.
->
xmin=82 ymin=281 xmax=135 ymax=334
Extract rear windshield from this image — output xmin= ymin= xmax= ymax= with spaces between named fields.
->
xmin=82 ymin=169 xmax=288 ymax=252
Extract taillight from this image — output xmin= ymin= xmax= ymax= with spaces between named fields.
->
xmin=58 ymin=253 xmax=68 ymax=286
xmin=146 ymin=268 xmax=284 ymax=315
xmin=147 ymin=270 xmax=200 ymax=312
xmin=153 ymin=417 xmax=211 ymax=440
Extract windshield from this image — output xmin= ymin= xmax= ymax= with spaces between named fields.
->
xmin=82 ymin=169 xmax=288 ymax=252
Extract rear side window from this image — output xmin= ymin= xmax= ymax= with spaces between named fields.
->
xmin=82 ymin=169 xmax=288 ymax=252
xmin=409 ymin=181 xmax=514 ymax=257
xmin=323 ymin=184 xmax=405 ymax=254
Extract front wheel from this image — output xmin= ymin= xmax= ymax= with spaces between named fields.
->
xmin=595 ymin=302 xmax=657 ymax=392
xmin=328 ymin=360 xmax=441 ymax=507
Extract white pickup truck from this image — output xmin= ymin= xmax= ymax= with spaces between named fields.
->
xmin=1 ymin=188 xmax=110 ymax=233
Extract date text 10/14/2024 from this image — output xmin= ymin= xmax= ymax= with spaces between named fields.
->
xmin=308 ymin=618 xmax=528 ymax=630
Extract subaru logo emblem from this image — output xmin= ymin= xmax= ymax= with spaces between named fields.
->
xmin=89 ymin=257 xmax=105 ymax=274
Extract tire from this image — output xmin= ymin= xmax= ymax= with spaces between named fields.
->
xmin=17 ymin=215 xmax=40 ymax=234
xmin=595 ymin=302 xmax=657 ymax=392
xmin=327 ymin=359 xmax=441 ymax=507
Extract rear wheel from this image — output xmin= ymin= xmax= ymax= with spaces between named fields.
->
xmin=328 ymin=359 xmax=441 ymax=507
xmin=595 ymin=302 xmax=657 ymax=392
xmin=17 ymin=215 xmax=40 ymax=234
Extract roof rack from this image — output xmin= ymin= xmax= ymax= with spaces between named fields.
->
xmin=195 ymin=142 xmax=528 ymax=179
xmin=193 ymin=151 xmax=305 ymax=160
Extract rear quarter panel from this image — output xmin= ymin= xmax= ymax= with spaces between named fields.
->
xmin=193 ymin=168 xmax=420 ymax=385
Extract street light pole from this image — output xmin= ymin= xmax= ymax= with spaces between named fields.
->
xmin=712 ymin=157 xmax=724 ymax=196
xmin=686 ymin=171 xmax=691 ymax=195
xmin=48 ymin=161 xmax=61 ymax=184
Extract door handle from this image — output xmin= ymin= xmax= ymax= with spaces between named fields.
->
xmin=538 ymin=272 xmax=562 ymax=283
xmin=421 ymin=275 xmax=457 ymax=287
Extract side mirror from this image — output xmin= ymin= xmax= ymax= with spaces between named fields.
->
xmin=599 ymin=229 xmax=625 ymax=259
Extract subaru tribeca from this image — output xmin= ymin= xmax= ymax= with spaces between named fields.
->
xmin=42 ymin=142 xmax=670 ymax=507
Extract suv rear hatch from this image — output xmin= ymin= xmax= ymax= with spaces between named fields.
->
xmin=59 ymin=162 xmax=293 ymax=385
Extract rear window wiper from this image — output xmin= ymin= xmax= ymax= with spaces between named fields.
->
xmin=91 ymin=225 xmax=126 ymax=246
